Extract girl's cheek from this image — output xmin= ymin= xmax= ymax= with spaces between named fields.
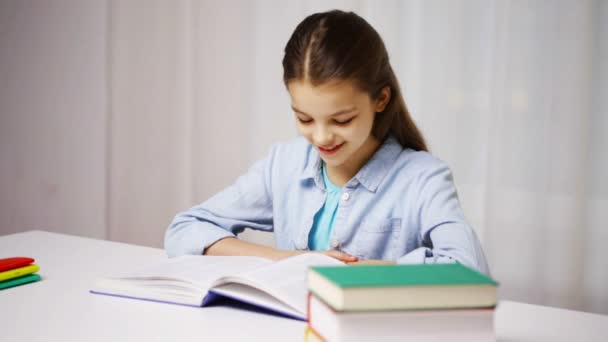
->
xmin=296 ymin=125 xmax=309 ymax=135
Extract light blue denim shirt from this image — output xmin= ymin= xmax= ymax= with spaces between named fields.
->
xmin=165 ymin=136 xmax=490 ymax=275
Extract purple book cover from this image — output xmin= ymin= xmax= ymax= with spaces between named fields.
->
xmin=89 ymin=289 xmax=305 ymax=321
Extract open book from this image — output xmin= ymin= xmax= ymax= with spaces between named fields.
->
xmin=90 ymin=253 xmax=342 ymax=320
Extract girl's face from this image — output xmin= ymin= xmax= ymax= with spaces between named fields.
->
xmin=287 ymin=80 xmax=389 ymax=172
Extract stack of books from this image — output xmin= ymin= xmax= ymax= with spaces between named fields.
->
xmin=305 ymin=263 xmax=498 ymax=341
xmin=0 ymin=257 xmax=41 ymax=290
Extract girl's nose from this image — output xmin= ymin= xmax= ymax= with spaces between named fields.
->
xmin=313 ymin=127 xmax=334 ymax=146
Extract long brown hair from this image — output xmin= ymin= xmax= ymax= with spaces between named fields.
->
xmin=282 ymin=10 xmax=428 ymax=152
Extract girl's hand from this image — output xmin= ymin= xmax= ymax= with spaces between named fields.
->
xmin=346 ymin=259 xmax=395 ymax=265
xmin=277 ymin=249 xmax=357 ymax=263
xmin=318 ymin=250 xmax=358 ymax=263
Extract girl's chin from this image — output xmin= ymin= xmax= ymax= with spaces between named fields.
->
xmin=321 ymin=155 xmax=347 ymax=167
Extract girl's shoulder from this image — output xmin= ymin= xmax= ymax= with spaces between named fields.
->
xmin=397 ymin=148 xmax=447 ymax=171
xmin=390 ymin=146 xmax=453 ymax=187
xmin=376 ymin=136 xmax=448 ymax=175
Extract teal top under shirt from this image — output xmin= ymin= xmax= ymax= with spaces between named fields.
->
xmin=308 ymin=162 xmax=342 ymax=250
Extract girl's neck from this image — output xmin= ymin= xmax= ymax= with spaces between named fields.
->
xmin=325 ymin=135 xmax=381 ymax=187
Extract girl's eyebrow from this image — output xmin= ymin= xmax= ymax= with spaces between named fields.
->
xmin=291 ymin=105 xmax=356 ymax=117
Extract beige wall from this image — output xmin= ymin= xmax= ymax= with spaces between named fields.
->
xmin=0 ymin=0 xmax=277 ymax=248
xmin=0 ymin=0 xmax=108 ymax=240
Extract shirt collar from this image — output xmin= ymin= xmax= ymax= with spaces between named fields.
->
xmin=300 ymin=146 xmax=324 ymax=189
xmin=353 ymin=136 xmax=402 ymax=192
xmin=300 ymin=136 xmax=403 ymax=192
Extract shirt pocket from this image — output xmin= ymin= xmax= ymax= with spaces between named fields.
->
xmin=354 ymin=217 xmax=401 ymax=260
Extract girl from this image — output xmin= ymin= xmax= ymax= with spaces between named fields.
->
xmin=165 ymin=10 xmax=489 ymax=275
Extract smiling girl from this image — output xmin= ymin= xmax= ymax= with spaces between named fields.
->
xmin=165 ymin=10 xmax=489 ymax=274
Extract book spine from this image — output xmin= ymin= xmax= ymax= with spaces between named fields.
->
xmin=307 ymin=292 xmax=311 ymax=323
xmin=306 ymin=292 xmax=331 ymax=342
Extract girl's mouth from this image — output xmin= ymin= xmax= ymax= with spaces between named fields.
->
xmin=318 ymin=143 xmax=345 ymax=155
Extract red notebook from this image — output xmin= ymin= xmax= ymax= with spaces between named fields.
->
xmin=0 ymin=257 xmax=35 ymax=272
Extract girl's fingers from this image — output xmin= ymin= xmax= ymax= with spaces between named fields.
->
xmin=326 ymin=250 xmax=358 ymax=262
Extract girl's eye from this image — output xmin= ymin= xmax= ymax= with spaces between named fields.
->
xmin=335 ymin=117 xmax=354 ymax=125
xmin=297 ymin=117 xmax=313 ymax=124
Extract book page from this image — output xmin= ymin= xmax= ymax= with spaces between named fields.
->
xmin=116 ymin=255 xmax=272 ymax=290
xmin=91 ymin=255 xmax=274 ymax=307
xmin=209 ymin=283 xmax=304 ymax=320
xmin=212 ymin=253 xmax=343 ymax=315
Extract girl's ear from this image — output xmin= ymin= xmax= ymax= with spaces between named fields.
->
xmin=375 ymin=86 xmax=391 ymax=113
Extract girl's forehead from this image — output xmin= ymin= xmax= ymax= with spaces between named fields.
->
xmin=288 ymin=82 xmax=366 ymax=117
xmin=288 ymin=80 xmax=365 ymax=104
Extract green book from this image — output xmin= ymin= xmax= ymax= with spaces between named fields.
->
xmin=307 ymin=263 xmax=498 ymax=312
xmin=0 ymin=273 xmax=41 ymax=290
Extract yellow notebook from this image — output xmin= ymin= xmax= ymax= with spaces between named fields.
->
xmin=0 ymin=264 xmax=40 ymax=282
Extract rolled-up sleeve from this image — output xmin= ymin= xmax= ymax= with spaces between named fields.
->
xmin=396 ymin=161 xmax=490 ymax=275
xmin=164 ymin=145 xmax=276 ymax=257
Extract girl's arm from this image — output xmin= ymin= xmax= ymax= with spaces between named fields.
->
xmin=397 ymin=160 xmax=490 ymax=275
xmin=204 ymin=237 xmax=291 ymax=260
xmin=206 ymin=237 xmax=358 ymax=262
xmin=165 ymin=145 xmax=278 ymax=257
xmin=164 ymin=142 xmax=358 ymax=263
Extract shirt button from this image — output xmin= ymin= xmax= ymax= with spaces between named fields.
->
xmin=330 ymin=240 xmax=340 ymax=249
xmin=341 ymin=192 xmax=350 ymax=201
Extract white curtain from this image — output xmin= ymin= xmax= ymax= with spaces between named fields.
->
xmin=108 ymin=0 xmax=607 ymax=314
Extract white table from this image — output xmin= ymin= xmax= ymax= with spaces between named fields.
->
xmin=1 ymin=231 xmax=607 ymax=341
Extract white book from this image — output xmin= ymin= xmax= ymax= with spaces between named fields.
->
xmin=90 ymin=253 xmax=342 ymax=320
xmin=307 ymin=294 xmax=495 ymax=342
